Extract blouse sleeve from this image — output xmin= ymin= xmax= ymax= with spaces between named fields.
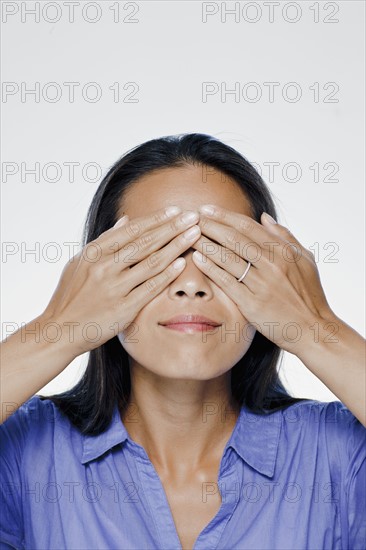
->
xmin=324 ymin=401 xmax=366 ymax=550
xmin=0 ymin=400 xmax=35 ymax=549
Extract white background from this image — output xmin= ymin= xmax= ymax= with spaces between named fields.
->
xmin=1 ymin=1 xmax=365 ymax=401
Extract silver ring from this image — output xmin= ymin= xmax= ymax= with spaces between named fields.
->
xmin=237 ymin=262 xmax=251 ymax=283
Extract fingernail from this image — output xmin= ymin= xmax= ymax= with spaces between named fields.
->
xmin=166 ymin=206 xmax=182 ymax=217
xmin=114 ymin=215 xmax=129 ymax=228
xmin=262 ymin=212 xmax=277 ymax=224
xmin=173 ymin=258 xmax=186 ymax=270
xmin=200 ymin=205 xmax=215 ymax=215
xmin=183 ymin=226 xmax=200 ymax=240
xmin=193 ymin=250 xmax=204 ymax=262
xmin=181 ymin=211 xmax=199 ymax=224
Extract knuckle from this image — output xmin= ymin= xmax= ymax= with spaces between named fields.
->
xmin=82 ymin=241 xmax=103 ymax=264
xmin=137 ymin=232 xmax=153 ymax=250
xmin=223 ymin=249 xmax=236 ymax=265
xmin=203 ymin=259 xmax=214 ymax=273
xmin=91 ymin=263 xmax=108 ymax=282
xmin=125 ymin=221 xmax=141 ymax=238
xmin=283 ymin=242 xmax=296 ymax=259
xmin=173 ymin=214 xmax=198 ymax=233
xmin=218 ymin=208 xmax=227 ymax=222
xmin=144 ymin=278 xmax=159 ymax=295
xmin=162 ymin=268 xmax=173 ymax=282
xmin=238 ymin=217 xmax=253 ymax=234
xmin=112 ymin=297 xmax=128 ymax=315
xmin=226 ymin=229 xmax=240 ymax=246
xmin=146 ymin=251 xmax=162 ymax=269
xmin=152 ymin=211 xmax=165 ymax=225
xmin=280 ymin=226 xmax=294 ymax=240
xmin=282 ymin=242 xmax=302 ymax=263
xmin=171 ymin=219 xmax=181 ymax=232
xmin=198 ymin=217 xmax=210 ymax=231
xmin=219 ymin=269 xmax=233 ymax=286
xmin=176 ymin=233 xmax=188 ymax=249
xmin=83 ymin=241 xmax=97 ymax=255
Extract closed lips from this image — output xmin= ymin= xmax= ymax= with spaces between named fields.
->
xmin=159 ymin=315 xmax=222 ymax=326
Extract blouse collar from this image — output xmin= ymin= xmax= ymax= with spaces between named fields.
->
xmin=81 ymin=400 xmax=282 ymax=478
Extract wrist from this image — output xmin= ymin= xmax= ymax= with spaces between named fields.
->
xmin=294 ymin=311 xmax=357 ymax=370
xmin=34 ymin=313 xmax=82 ymax=364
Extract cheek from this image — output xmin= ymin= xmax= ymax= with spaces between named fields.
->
xmin=239 ymin=321 xmax=256 ymax=345
xmin=217 ymin=321 xmax=256 ymax=365
xmin=117 ymin=322 xmax=153 ymax=356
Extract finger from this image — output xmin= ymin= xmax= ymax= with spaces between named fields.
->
xmin=95 ymin=205 xmax=183 ymax=254
xmin=198 ymin=205 xmax=305 ymax=267
xmin=111 ymin=211 xmax=200 ymax=271
xmin=192 ymin=250 xmax=254 ymax=304
xmin=191 ymin=235 xmax=256 ymax=292
xmin=199 ymin=204 xmax=270 ymax=249
xmin=197 ymin=214 xmax=267 ymax=267
xmin=260 ymin=212 xmax=306 ymax=255
xmin=117 ymin=225 xmax=201 ymax=295
xmin=127 ymin=257 xmax=187 ymax=310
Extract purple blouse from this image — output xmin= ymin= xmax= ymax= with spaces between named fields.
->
xmin=1 ymin=395 xmax=365 ymax=549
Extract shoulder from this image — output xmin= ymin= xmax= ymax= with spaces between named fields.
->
xmin=280 ymin=399 xmax=366 ymax=470
xmin=1 ymin=395 xmax=73 ymax=458
xmin=278 ymin=397 xmax=361 ymax=422
xmin=282 ymin=399 xmax=365 ymax=431
xmin=1 ymin=395 xmax=57 ymax=432
xmin=279 ymin=398 xmax=365 ymax=433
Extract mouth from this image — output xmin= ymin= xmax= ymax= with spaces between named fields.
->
xmin=159 ymin=323 xmax=221 ymax=333
xmin=158 ymin=315 xmax=222 ymax=333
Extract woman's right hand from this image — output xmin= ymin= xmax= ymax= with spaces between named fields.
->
xmin=40 ymin=206 xmax=201 ymax=357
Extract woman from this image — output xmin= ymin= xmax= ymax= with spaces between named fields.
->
xmin=1 ymin=133 xmax=365 ymax=550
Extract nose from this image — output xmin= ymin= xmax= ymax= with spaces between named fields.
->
xmin=167 ymin=248 xmax=214 ymax=300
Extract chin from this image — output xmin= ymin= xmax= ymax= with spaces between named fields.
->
xmin=155 ymin=366 xmax=227 ymax=381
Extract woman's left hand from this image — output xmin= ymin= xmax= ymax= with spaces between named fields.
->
xmin=191 ymin=204 xmax=337 ymax=355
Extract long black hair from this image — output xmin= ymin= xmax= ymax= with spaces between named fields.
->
xmin=38 ymin=133 xmax=311 ymax=434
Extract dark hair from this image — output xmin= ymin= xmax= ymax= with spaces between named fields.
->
xmin=38 ymin=133 xmax=311 ymax=434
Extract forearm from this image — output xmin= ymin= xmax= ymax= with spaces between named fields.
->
xmin=295 ymin=313 xmax=366 ymax=427
xmin=0 ymin=314 xmax=79 ymax=423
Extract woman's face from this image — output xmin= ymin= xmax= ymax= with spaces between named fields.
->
xmin=117 ymin=164 xmax=256 ymax=380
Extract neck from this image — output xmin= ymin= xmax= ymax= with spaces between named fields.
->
xmin=120 ymin=364 xmax=240 ymax=476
